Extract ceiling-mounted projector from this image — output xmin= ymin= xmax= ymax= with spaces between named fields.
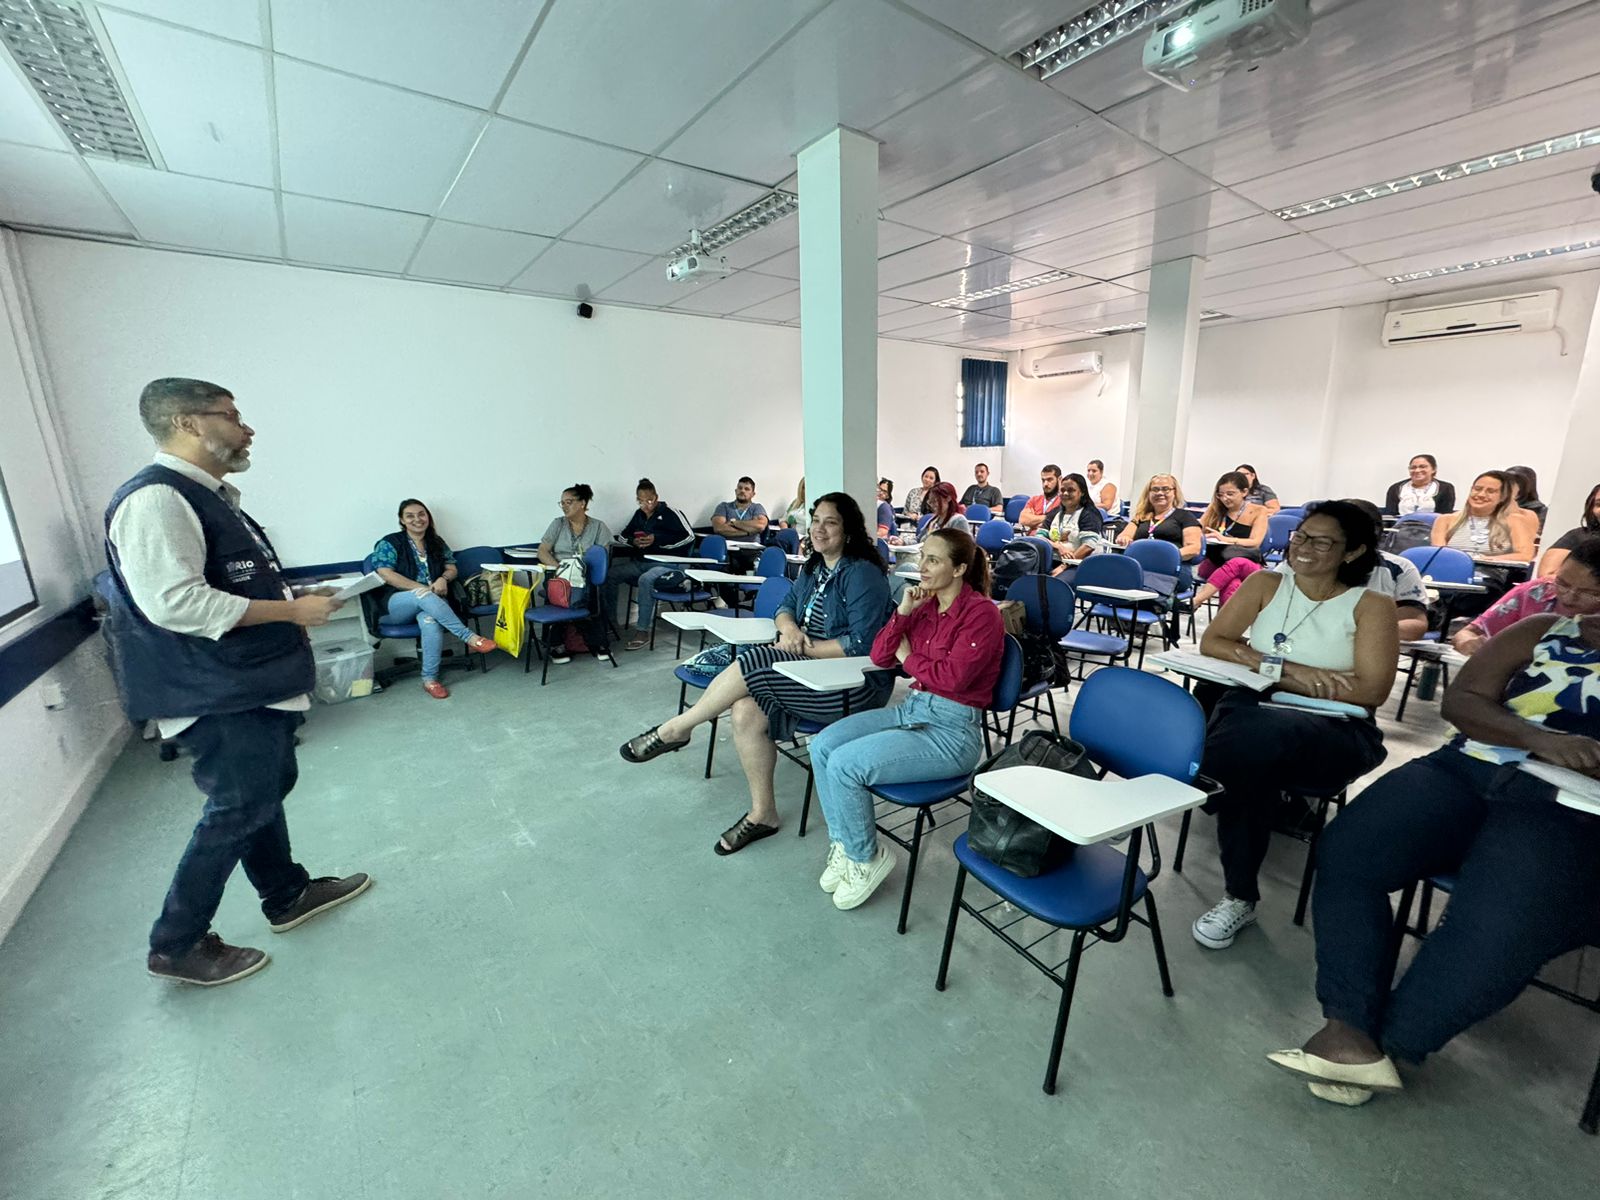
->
xmin=665 ymin=229 xmax=732 ymax=282
xmin=1143 ymin=0 xmax=1312 ymax=92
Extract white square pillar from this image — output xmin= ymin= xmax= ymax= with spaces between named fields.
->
xmin=1132 ymin=256 xmax=1205 ymax=490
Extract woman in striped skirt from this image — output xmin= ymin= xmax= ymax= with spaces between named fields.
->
xmin=620 ymin=492 xmax=893 ymax=855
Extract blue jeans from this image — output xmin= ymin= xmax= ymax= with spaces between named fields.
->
xmin=809 ymin=689 xmax=985 ymax=862
xmin=149 ymin=708 xmax=311 ymax=956
xmin=385 ymin=590 xmax=473 ymax=680
xmin=631 ymin=565 xmax=676 ymax=631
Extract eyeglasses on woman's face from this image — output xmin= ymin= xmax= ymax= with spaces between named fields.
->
xmin=1148 ymin=485 xmax=1173 ymax=495
xmin=1288 ymin=530 xmax=1344 ymax=553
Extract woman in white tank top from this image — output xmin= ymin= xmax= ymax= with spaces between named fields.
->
xmin=1186 ymin=502 xmax=1400 ymax=952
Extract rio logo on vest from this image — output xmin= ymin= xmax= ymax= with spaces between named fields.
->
xmin=225 ymin=558 xmax=260 ymax=583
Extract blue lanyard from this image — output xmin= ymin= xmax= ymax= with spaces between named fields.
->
xmin=802 ymin=566 xmax=836 ymax=625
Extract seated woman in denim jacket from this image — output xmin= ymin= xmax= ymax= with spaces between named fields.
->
xmin=810 ymin=528 xmax=1003 ymax=910
xmin=372 ymin=498 xmax=498 ymax=699
xmin=620 ymin=493 xmax=892 ymax=855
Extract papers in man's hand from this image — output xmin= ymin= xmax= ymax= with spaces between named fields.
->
xmin=1518 ymin=760 xmax=1600 ymax=812
xmin=327 ymin=571 xmax=385 ymax=601
xmin=1149 ymin=650 xmax=1275 ymax=691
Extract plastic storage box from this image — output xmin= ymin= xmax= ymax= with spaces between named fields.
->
xmin=312 ymin=641 xmax=375 ymax=704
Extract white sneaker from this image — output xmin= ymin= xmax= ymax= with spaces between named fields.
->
xmin=594 ymin=651 xmax=611 ymax=662
xmin=832 ymin=846 xmax=894 ymax=910
xmin=548 ymin=649 xmax=571 ymax=665
xmin=819 ymin=841 xmax=846 ymax=893
xmin=711 ymin=596 xmax=730 ymax=610
xmin=1192 ymin=895 xmax=1257 ymax=949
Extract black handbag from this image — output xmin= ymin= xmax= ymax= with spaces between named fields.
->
xmin=968 ymin=730 xmax=1097 ymax=876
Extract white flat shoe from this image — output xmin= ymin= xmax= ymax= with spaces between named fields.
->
xmin=1308 ymin=1081 xmax=1375 ymax=1107
xmin=1267 ymin=1048 xmax=1402 ymax=1093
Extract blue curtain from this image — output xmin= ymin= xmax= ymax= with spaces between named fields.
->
xmin=960 ymin=358 xmax=1007 ymax=447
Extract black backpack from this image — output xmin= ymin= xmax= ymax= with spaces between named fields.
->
xmin=1380 ymin=521 xmax=1434 ymax=555
xmin=990 ymin=538 xmax=1051 ymax=599
xmin=968 ymin=730 xmax=1097 ymax=876
xmin=1013 ymin=573 xmax=1072 ymax=692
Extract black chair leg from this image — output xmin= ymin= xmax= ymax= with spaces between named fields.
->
xmin=896 ymin=809 xmax=927 ymax=935
xmin=1145 ymin=892 xmax=1174 ymax=997
xmin=1395 ymin=656 xmax=1419 ymax=720
xmin=1043 ymin=929 xmax=1088 ymax=1095
xmin=1043 ymin=689 xmax=1059 ymax=736
xmin=1293 ymin=797 xmax=1334 ymax=928
xmin=1173 ymin=808 xmax=1192 ymax=873
xmin=799 ymin=767 xmax=814 ymax=837
xmin=704 ymin=715 xmax=718 ymax=779
xmin=935 ymin=866 xmax=967 ymax=991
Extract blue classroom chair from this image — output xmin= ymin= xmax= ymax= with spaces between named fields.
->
xmin=524 ymin=545 xmax=616 ymax=685
xmin=648 ymin=534 xmax=727 ymax=654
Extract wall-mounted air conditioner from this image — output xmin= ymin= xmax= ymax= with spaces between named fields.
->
xmin=1380 ymin=290 xmax=1559 ymax=346
xmin=1021 ymin=349 xmax=1103 ymax=379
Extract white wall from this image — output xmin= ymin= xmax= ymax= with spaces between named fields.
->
xmin=1004 ymin=333 xmax=1143 ymax=497
xmin=1008 ymin=267 xmax=1600 ymax=514
xmin=16 ymin=235 xmax=986 ymax=563
xmin=0 ymin=233 xmax=130 ymax=942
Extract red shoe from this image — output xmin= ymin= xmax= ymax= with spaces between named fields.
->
xmin=423 ymin=680 xmax=450 ymax=699
xmin=466 ymin=635 xmax=498 ymax=654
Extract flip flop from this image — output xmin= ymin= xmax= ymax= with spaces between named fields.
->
xmin=619 ymin=725 xmax=689 ymax=763
xmin=1266 ymin=1048 xmax=1403 ymax=1093
xmin=714 ymin=814 xmax=781 ymax=856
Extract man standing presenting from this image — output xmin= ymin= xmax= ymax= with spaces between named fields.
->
xmin=711 ymin=476 xmax=770 ymax=539
xmin=1017 ymin=464 xmax=1064 ymax=532
xmin=960 ymin=463 xmax=1002 ymax=511
xmin=102 ymin=378 xmax=370 ymax=987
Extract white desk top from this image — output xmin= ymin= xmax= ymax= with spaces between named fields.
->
xmin=503 ymin=546 xmax=542 ymax=558
xmin=785 ymin=554 xmax=808 ymax=564
xmin=1470 ymin=556 xmax=1532 ymax=569
xmin=889 ymin=542 xmax=923 ymax=556
xmin=894 ymin=567 xmax=921 ymax=580
xmin=1148 ymin=649 xmax=1275 ymax=691
xmin=645 ymin=554 xmax=722 ymax=564
xmin=974 ymin=765 xmax=1207 ymax=846
xmin=482 ymin=562 xmax=547 ymax=574
xmin=723 ymin=539 xmax=765 ymax=550
xmin=1078 ymin=584 xmax=1161 ymax=604
xmin=687 ymin=569 xmax=770 ymax=585
xmin=1423 ymin=579 xmax=1487 ymax=594
xmin=773 ymin=655 xmax=884 ymax=692
xmin=661 ymin=612 xmax=777 ymax=644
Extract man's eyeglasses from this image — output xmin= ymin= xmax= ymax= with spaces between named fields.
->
xmin=1288 ymin=531 xmax=1343 ymax=552
xmin=192 ymin=410 xmax=244 ymax=425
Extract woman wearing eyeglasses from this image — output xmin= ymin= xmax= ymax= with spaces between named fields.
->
xmin=1452 ymin=538 xmax=1600 ymax=656
xmin=536 ymin=484 xmax=613 ymax=665
xmin=1190 ymin=501 xmax=1400 ymax=951
xmin=1115 ymin=474 xmax=1203 ymax=588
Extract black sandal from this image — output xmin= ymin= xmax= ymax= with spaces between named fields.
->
xmin=619 ymin=725 xmax=689 ymax=763
xmin=714 ymin=814 xmax=781 ymax=856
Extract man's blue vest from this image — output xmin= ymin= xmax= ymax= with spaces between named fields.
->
xmin=99 ymin=464 xmax=313 ymax=723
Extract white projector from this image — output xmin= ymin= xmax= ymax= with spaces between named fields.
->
xmin=1143 ymin=0 xmax=1313 ymax=92
xmin=665 ymin=251 xmax=731 ymax=283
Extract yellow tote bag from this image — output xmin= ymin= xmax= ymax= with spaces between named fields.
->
xmin=493 ymin=573 xmax=530 ymax=658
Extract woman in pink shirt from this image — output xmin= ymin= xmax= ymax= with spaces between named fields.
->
xmin=1453 ymin=539 xmax=1600 ymax=655
xmin=808 ymin=529 xmax=1005 ymax=911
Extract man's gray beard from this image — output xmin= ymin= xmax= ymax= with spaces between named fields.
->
xmin=202 ymin=434 xmax=251 ymax=472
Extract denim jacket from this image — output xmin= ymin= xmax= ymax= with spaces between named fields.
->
xmin=778 ymin=554 xmax=891 ymax=658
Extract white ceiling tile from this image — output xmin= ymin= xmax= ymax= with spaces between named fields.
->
xmin=96 ymin=0 xmax=264 ymax=44
xmin=667 ymin=270 xmax=796 ymax=315
xmin=717 ymin=217 xmax=799 ymax=270
xmin=753 ymin=219 xmax=937 ymax=279
xmin=1337 ymin=197 xmax=1600 ymax=269
xmin=281 ymin=194 xmax=428 ymax=272
xmin=894 ymin=1 xmax=1071 ymax=54
xmin=962 ymin=159 xmax=1219 ymax=255
xmin=887 ymin=309 xmax=1016 ymax=342
xmin=274 ymin=59 xmax=483 ymax=212
xmin=885 ymin=254 xmax=1069 ymax=304
xmin=663 ymin=0 xmax=987 ymax=183
xmin=1038 ymin=29 xmax=1163 ymax=115
xmin=1194 ymin=234 xmax=1334 ymax=278
xmin=884 ymin=120 xmax=1160 ymax=237
xmin=1201 ymin=251 xmax=1362 ymax=296
xmin=509 ymin=241 xmax=654 ymax=298
xmin=101 ymin=11 xmax=273 ymax=187
xmin=878 ymin=237 xmax=998 ymax=290
xmin=0 ymin=50 xmax=66 ymax=149
xmin=501 ymin=0 xmax=822 ymax=153
xmin=269 ymin=0 xmax=541 ymax=108
xmin=879 ymin=303 xmax=946 ymax=331
xmin=1026 ymin=289 xmax=1148 ymax=328
xmin=871 ymin=62 xmax=1092 ymax=207
xmin=1362 ymin=218 xmax=1600 ymax=280
xmin=439 ymin=118 xmax=643 ymax=237
xmin=406 ymin=220 xmax=552 ymax=286
xmin=563 ymin=158 xmax=767 ymax=254
xmin=1204 ymin=265 xmax=1382 ymax=306
xmin=88 ymin=160 xmax=277 ymax=254
xmin=964 ymin=279 xmax=1129 ymax=321
xmin=0 ymin=145 xmax=131 ymax=234
xmin=1001 ymin=189 xmax=1258 ymax=269
xmin=732 ymin=288 xmax=803 ymax=322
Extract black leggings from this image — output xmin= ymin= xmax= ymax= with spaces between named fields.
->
xmin=1313 ymin=747 xmax=1600 ymax=1063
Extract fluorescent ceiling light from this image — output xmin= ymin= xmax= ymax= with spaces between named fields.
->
xmin=930 ymin=269 xmax=1075 ymax=308
xmin=1385 ymin=240 xmax=1600 ymax=285
xmin=0 ymin=0 xmax=153 ymax=164
xmin=1017 ymin=0 xmax=1203 ymax=81
xmin=1079 ymin=310 xmax=1226 ymax=336
xmin=667 ymin=190 xmax=797 ymax=258
xmin=1277 ymin=127 xmax=1600 ymax=221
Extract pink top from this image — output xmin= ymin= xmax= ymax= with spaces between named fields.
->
xmin=1467 ymin=578 xmax=1568 ymax=639
xmin=870 ymin=585 xmax=1004 ymax=709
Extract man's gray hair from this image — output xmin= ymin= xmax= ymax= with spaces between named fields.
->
xmin=139 ymin=377 xmax=232 ymax=442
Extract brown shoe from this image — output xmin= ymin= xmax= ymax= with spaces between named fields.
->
xmin=268 ymin=873 xmax=373 ymax=933
xmin=148 ymin=932 xmax=269 ymax=987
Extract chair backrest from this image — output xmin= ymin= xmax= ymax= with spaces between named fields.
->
xmin=754 ymin=545 xmax=786 ymax=579
xmin=876 ymin=537 xmax=893 ymax=567
xmin=988 ymin=634 xmax=1025 ymax=713
xmin=582 ymin=543 xmax=609 ymax=586
xmin=916 ymin=513 xmax=935 ymax=534
xmin=1072 ymin=552 xmax=1144 ymax=591
xmin=1394 ymin=512 xmax=1439 ymax=527
xmin=1263 ymin=513 xmax=1303 ymax=552
xmin=697 ymin=533 xmax=728 ymax=563
xmin=774 ymin=527 xmax=800 ymax=554
xmin=976 ymin=519 xmax=1013 ymax=554
xmin=1003 ymin=497 xmax=1027 ymax=523
xmin=965 ymin=504 xmax=991 ymax=523
xmin=454 ymin=544 xmax=499 ymax=579
xmin=1401 ymin=545 xmax=1475 ymax=583
xmin=1123 ymin=538 xmax=1180 ymax=576
xmin=1010 ymin=573 xmax=1077 ymax=639
xmin=753 ymin=575 xmax=792 ymax=619
xmin=1070 ymin=667 xmax=1205 ymax=783
xmin=1277 ymin=506 xmax=1305 ymax=518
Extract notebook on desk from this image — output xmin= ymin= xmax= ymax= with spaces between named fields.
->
xmin=1149 ymin=650 xmax=1275 ymax=692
